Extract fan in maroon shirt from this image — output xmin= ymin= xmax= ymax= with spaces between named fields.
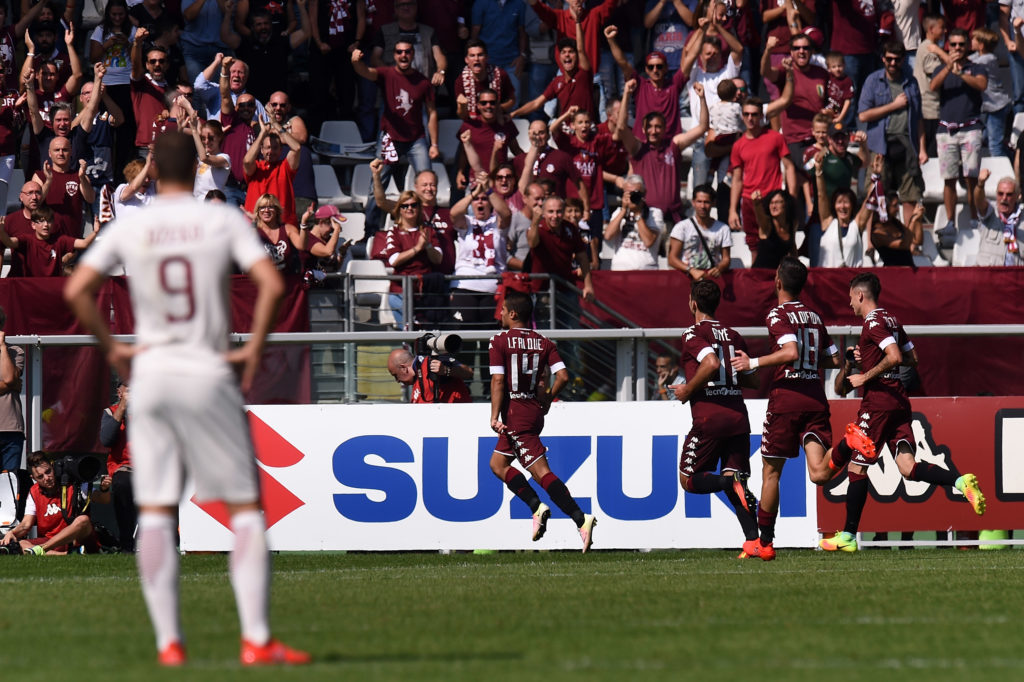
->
xmin=487 ymin=290 xmax=596 ymax=552
xmin=513 ymin=120 xmax=585 ymax=204
xmin=0 ymin=205 xmax=96 ymax=276
xmin=527 ymin=196 xmax=594 ymax=301
xmin=510 ymin=18 xmax=595 ymax=121
xmin=550 ymin=106 xmax=622 ymax=214
xmin=455 ymin=88 xmax=521 ymax=189
xmin=669 ymin=279 xmax=760 ymax=556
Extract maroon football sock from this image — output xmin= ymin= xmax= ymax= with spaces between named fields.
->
xmin=843 ymin=472 xmax=869 ymax=535
xmin=908 ymin=462 xmax=957 ymax=487
xmin=504 ymin=469 xmax=540 ymax=513
xmin=757 ymin=505 xmax=778 ymax=545
xmin=540 ymin=472 xmax=585 ymax=527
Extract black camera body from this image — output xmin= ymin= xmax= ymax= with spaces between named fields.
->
xmin=628 ymin=190 xmax=644 ymax=204
xmin=52 ymin=454 xmax=102 ymax=487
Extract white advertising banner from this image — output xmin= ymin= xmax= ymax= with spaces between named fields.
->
xmin=178 ymin=402 xmax=819 ymax=551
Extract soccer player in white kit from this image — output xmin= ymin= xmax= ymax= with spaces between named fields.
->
xmin=64 ymin=132 xmax=309 ymax=667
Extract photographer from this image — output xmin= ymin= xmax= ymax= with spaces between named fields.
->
xmin=1 ymin=452 xmax=107 ymax=556
xmin=387 ymin=342 xmax=473 ymax=404
xmin=604 ymin=175 xmax=664 ymax=271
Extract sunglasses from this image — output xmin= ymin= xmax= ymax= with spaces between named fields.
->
xmin=237 ymin=102 xmax=256 ymax=107
xmin=478 ymin=100 xmax=497 ymax=106
xmin=882 ymin=55 xmax=903 ymax=63
xmin=791 ymin=45 xmax=810 ymax=52
xmin=395 ymin=48 xmax=413 ymax=55
xmin=742 ymin=111 xmax=760 ymax=118
xmin=147 ymin=58 xmax=167 ymax=64
xmin=495 ymin=174 xmax=514 ymax=180
xmin=646 ymin=63 xmax=665 ymax=70
xmin=948 ymin=42 xmax=966 ymax=47
xmin=400 ymin=202 xmax=420 ymax=209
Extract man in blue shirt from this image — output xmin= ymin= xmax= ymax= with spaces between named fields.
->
xmin=472 ymin=0 xmax=528 ymax=108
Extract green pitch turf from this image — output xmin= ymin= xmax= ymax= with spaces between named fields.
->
xmin=2 ymin=549 xmax=1022 ymax=682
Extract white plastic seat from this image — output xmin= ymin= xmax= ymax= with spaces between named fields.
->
xmin=952 ymin=225 xmax=982 ymax=266
xmin=920 ymin=228 xmax=949 ymax=267
xmin=1010 ymin=112 xmax=1024 ymax=149
xmin=346 ymin=258 xmax=394 ymax=325
xmin=313 ymin=165 xmax=353 ymax=209
xmin=513 ymin=119 xmax=530 ymax=156
xmin=349 ymin=164 xmax=400 ymax=209
xmin=437 ymin=118 xmax=464 ymax=164
xmin=729 ymin=239 xmax=750 ymax=269
xmin=5 ymin=168 xmax=23 ymax=212
xmin=921 ymin=158 xmax=945 ymax=204
xmin=338 ymin=212 xmax=366 ymax=244
xmin=311 ymin=120 xmax=375 ymax=163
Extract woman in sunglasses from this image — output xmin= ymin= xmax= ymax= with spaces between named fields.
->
xmin=376 ymin=190 xmax=442 ymax=327
xmin=253 ymin=192 xmax=307 ymax=274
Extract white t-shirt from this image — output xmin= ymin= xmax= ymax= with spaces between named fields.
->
xmin=451 ymin=212 xmax=508 ymax=293
xmin=669 ymin=217 xmax=731 ymax=270
xmin=817 ymin=218 xmax=864 ymax=268
xmin=608 ymin=206 xmax=664 ymax=271
xmin=81 ymin=194 xmax=268 ymax=375
xmin=709 ymin=100 xmax=743 ymax=136
xmin=113 ymin=182 xmax=156 ymax=224
xmin=192 ymin=153 xmax=231 ymax=199
xmin=688 ymin=56 xmax=740 ymax=111
xmin=90 ymin=26 xmax=138 ymax=86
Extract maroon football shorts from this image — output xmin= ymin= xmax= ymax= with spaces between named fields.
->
xmin=760 ymin=409 xmax=833 ymax=459
xmin=853 ymin=407 xmax=915 ymax=466
xmin=679 ymin=430 xmax=751 ymax=477
xmin=494 ymin=429 xmax=547 ymax=469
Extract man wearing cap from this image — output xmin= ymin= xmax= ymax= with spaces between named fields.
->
xmin=818 ymin=122 xmax=869 ymax=200
xmin=859 ymin=38 xmax=926 ymax=228
xmin=304 ymin=205 xmax=349 ymax=274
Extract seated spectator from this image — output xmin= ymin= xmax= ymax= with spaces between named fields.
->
xmin=189 ymin=116 xmax=230 ymax=199
xmin=653 ymin=351 xmax=684 ymax=401
xmin=253 ymin=192 xmax=306 ymax=274
xmin=242 ymin=113 xmax=301 ymax=226
xmin=455 ymin=39 xmax=516 ymax=119
xmin=99 ymin=380 xmax=135 ymax=553
xmin=303 ymin=204 xmax=348 ymax=274
xmin=33 ymin=137 xmax=95 ymax=238
xmin=616 ymin=79 xmax=708 ymax=225
xmin=749 ymin=190 xmax=797 ymax=269
xmin=219 ymin=1 xmax=311 ymax=105
xmin=865 ymin=187 xmax=922 ymax=266
xmin=448 ymin=173 xmax=511 ymax=329
xmin=973 ymin=168 xmax=1024 ymax=266
xmin=0 ymin=451 xmax=107 ymax=555
xmin=604 ymin=25 xmax=687 ymax=139
xmin=0 ymin=206 xmax=97 ymax=277
xmin=194 ymin=53 xmax=267 ymax=122
xmin=114 ymin=154 xmax=156 ymax=221
xmin=603 ymin=174 xmax=663 ymax=271
xmin=376 ymin=190 xmax=443 ymax=328
xmin=815 ymin=153 xmax=868 ymax=268
xmin=668 ymin=183 xmax=731 ymax=277
xmin=969 ymin=27 xmax=1011 ymax=157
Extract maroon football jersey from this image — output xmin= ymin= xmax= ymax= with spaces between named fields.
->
xmin=857 ymin=307 xmax=914 ymax=411
xmin=488 ymin=327 xmax=565 ymax=427
xmin=765 ymin=300 xmax=838 ymax=412
xmin=681 ymin=319 xmax=750 ymax=437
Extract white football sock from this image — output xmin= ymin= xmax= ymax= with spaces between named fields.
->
xmin=229 ymin=510 xmax=271 ymax=645
xmin=136 ymin=512 xmax=182 ymax=651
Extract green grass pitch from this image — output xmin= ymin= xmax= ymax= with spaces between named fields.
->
xmin=2 ymin=549 xmax=1022 ymax=681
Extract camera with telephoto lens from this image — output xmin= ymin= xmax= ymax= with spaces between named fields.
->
xmin=415 ymin=333 xmax=462 ymax=357
xmin=52 ymin=454 xmax=102 ymax=487
xmin=628 ymin=190 xmax=644 ymax=204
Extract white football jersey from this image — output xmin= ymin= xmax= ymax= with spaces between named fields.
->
xmin=81 ymin=194 xmax=267 ymax=373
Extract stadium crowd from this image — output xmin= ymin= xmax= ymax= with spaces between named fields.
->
xmin=0 ymin=0 xmax=1022 ymax=320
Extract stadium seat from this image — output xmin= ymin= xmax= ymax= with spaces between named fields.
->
xmin=350 ymin=164 xmax=400 ymax=209
xmin=338 ymin=212 xmax=366 ymax=244
xmin=729 ymin=238 xmax=750 ymax=268
xmin=1011 ymin=112 xmax=1024 ymax=149
xmin=921 ymin=158 xmax=946 ymax=203
xmin=403 ymin=162 xmax=452 ymax=207
xmin=346 ymin=258 xmax=395 ymax=326
xmin=981 ymin=156 xmax=1014 ymax=192
xmin=5 ymin=168 xmax=23 ymax=212
xmin=437 ymin=118 xmax=463 ymax=164
xmin=314 ymin=165 xmax=354 ymax=209
xmin=679 ymin=116 xmax=694 ymax=162
xmin=952 ymin=224 xmax=982 ymax=266
xmin=311 ymin=120 xmax=375 ymax=164
xmin=514 ymin=119 xmax=530 ymax=155
xmin=920 ymin=228 xmax=949 ymax=267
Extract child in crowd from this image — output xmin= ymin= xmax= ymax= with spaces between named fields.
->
xmin=824 ymin=51 xmax=854 ymax=126
xmin=705 ymin=79 xmax=744 ymax=184
xmin=800 ymin=113 xmax=834 ymax=217
xmin=969 ymin=27 xmax=1012 ymax=157
xmin=565 ymin=196 xmax=599 ymax=273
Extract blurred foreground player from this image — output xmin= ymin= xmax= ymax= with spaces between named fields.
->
xmin=488 ymin=291 xmax=597 ymax=552
xmin=821 ymin=273 xmax=987 ymax=552
xmin=669 ymin=280 xmax=760 ymax=557
xmin=731 ymin=257 xmax=860 ymax=560
xmin=63 ymin=132 xmax=310 ymax=666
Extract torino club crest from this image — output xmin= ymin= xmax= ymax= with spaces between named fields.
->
xmin=65 ymin=180 xmax=79 ymax=197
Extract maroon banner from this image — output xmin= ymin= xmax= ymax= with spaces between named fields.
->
xmin=817 ymin=397 xmax=1023 ymax=533
xmin=0 ymin=276 xmax=310 ymax=452
xmin=588 ymin=268 xmax=1024 ymax=396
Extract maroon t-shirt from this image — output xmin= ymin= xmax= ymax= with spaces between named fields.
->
xmin=130 ymin=75 xmax=168 ymax=147
xmin=423 ymin=205 xmax=455 ymax=274
xmin=377 ymin=66 xmax=433 ymax=143
xmin=377 ymin=225 xmax=442 ymax=293
xmin=542 ymin=68 xmax=596 ymax=119
xmin=830 ymin=0 xmax=879 ymax=55
xmin=513 ymin=147 xmax=579 ymax=198
xmin=630 ymin=140 xmax=683 ymax=216
xmin=454 ymin=66 xmax=515 ymax=119
xmin=942 ymin=0 xmax=987 ymax=33
xmin=221 ymin=111 xmax=256 ymax=184
xmin=775 ymin=64 xmax=828 ymax=144
xmin=857 ymin=307 xmax=914 ymax=412
xmin=552 ymin=128 xmax=619 ymax=211
xmin=632 ymin=69 xmax=688 ymax=139
xmin=4 ymin=210 xmax=32 ymax=277
xmin=765 ymin=300 xmax=838 ymax=412
xmin=458 ymin=118 xmax=518 ymax=171
xmin=36 ymin=170 xmax=84 ymax=238
xmin=488 ymin=327 xmax=565 ymax=429
xmin=15 ymin=233 xmax=76 ymax=277
xmin=681 ymin=319 xmax=750 ymax=437
xmin=596 ymin=121 xmax=629 ymax=175
xmin=0 ymin=90 xmax=23 ymax=157
xmin=528 ymin=219 xmax=584 ymax=281
xmin=761 ymin=0 xmax=797 ymax=55
xmin=826 ymin=75 xmax=855 ymax=115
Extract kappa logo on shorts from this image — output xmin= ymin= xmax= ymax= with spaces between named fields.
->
xmin=824 ymin=413 xmax=960 ymax=504
xmin=191 ymin=412 xmax=306 ymax=529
